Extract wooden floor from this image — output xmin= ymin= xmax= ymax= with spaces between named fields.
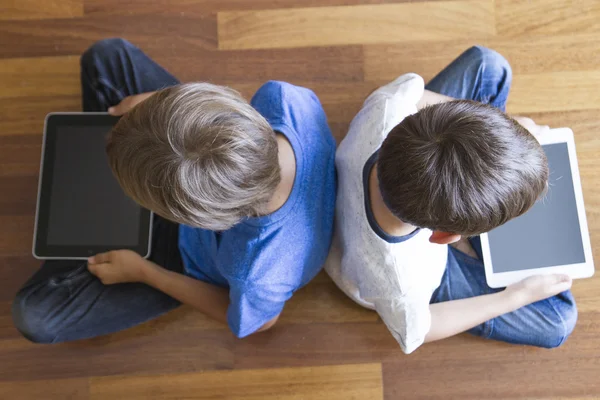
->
xmin=1 ymin=0 xmax=599 ymax=399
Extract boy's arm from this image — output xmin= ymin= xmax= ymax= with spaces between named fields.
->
xmin=416 ymin=90 xmax=454 ymax=109
xmin=141 ymin=259 xmax=230 ymax=323
xmin=87 ymin=250 xmax=279 ymax=332
xmin=108 ymin=91 xmax=157 ymax=116
xmin=425 ymin=274 xmax=572 ymax=343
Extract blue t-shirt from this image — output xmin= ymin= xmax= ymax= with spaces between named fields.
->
xmin=178 ymin=81 xmax=337 ymax=338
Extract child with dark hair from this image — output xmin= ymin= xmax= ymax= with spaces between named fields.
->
xmin=326 ymin=46 xmax=576 ymax=354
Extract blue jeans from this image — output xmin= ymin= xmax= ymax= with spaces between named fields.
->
xmin=427 ymin=46 xmax=577 ymax=348
xmin=12 ymin=39 xmax=184 ymax=343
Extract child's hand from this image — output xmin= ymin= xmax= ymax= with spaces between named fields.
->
xmin=108 ymin=92 xmax=156 ymax=116
xmin=505 ymin=274 xmax=572 ymax=305
xmin=87 ymin=250 xmax=148 ymax=284
xmin=512 ymin=116 xmax=550 ymax=138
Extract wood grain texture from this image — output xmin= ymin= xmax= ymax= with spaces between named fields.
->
xmin=384 ymin=316 xmax=600 ymax=399
xmin=279 ymin=273 xmax=378 ymax=324
xmin=153 ymin=45 xmax=364 ymax=84
xmin=497 ymin=0 xmax=600 ymax=37
xmin=0 ymin=0 xmax=599 ymax=399
xmin=0 ymin=57 xmax=80 ymax=99
xmin=364 ymin=33 xmax=600 ymax=83
xmin=85 ymin=0 xmax=383 ymax=16
xmin=0 ymin=216 xmax=34 ymax=257
xmin=89 ymin=363 xmax=383 ymax=400
xmin=0 ymin=176 xmax=38 ymax=216
xmin=234 ymin=317 xmax=600 ymax=370
xmin=0 ymin=326 xmax=234 ymax=381
xmin=0 ymin=378 xmax=88 ymax=400
xmin=0 ymin=15 xmax=217 ymax=59
xmin=508 ymin=71 xmax=600 ymax=113
xmin=0 ymin=258 xmax=40 ymax=302
xmin=0 ymin=0 xmax=83 ymax=21
xmin=83 ymin=0 xmax=452 ymax=16
xmin=0 ymin=135 xmax=41 ymax=177
xmin=218 ymin=1 xmax=496 ymax=50
xmin=0 ymin=96 xmax=81 ymax=136
xmin=383 ymin=357 xmax=600 ymax=400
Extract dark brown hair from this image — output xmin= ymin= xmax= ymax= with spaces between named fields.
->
xmin=377 ymin=100 xmax=548 ymax=235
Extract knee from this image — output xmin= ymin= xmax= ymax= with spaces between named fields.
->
xmin=466 ymin=45 xmax=512 ymax=80
xmin=12 ymin=290 xmax=59 ymax=344
xmin=540 ymin=298 xmax=578 ymax=349
xmin=81 ymin=38 xmax=132 ymax=69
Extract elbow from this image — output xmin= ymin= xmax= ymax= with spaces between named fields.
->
xmin=230 ymin=314 xmax=281 ymax=338
xmin=255 ymin=314 xmax=280 ymax=334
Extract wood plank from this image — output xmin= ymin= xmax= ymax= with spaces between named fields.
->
xmin=0 ymin=0 xmax=597 ymax=397
xmin=383 ymin=357 xmax=600 ymax=399
xmin=0 ymin=308 xmax=22 ymax=341
xmin=0 ymin=377 xmax=88 ymax=400
xmin=488 ymin=33 xmax=600 ymax=75
xmin=0 ymin=135 xmax=41 ymax=177
xmin=0 ymin=324 xmax=233 ymax=381
xmin=0 ymin=176 xmax=37 ymax=216
xmin=153 ymin=45 xmax=364 ymax=84
xmin=0 ymin=15 xmax=217 ymax=59
xmin=0 ymin=96 xmax=81 ymax=136
xmin=90 ymin=363 xmax=383 ymax=400
xmin=280 ymin=273 xmax=378 ymax=324
xmin=0 ymin=257 xmax=40 ymax=303
xmin=83 ymin=0 xmax=454 ymax=17
xmin=364 ymin=34 xmax=600 ymax=83
xmin=85 ymin=0 xmax=384 ymax=16
xmin=234 ymin=322 xmax=401 ymax=369
xmin=0 ymin=0 xmax=83 ymax=21
xmin=496 ymin=0 xmax=600 ymax=37
xmin=234 ymin=316 xmax=600 ymax=369
xmin=0 ymin=57 xmax=80 ymax=99
xmin=217 ymin=1 xmax=496 ymax=50
xmin=0 ymin=216 xmax=34 ymax=257
xmin=508 ymin=71 xmax=600 ymax=114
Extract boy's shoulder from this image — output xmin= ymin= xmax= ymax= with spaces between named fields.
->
xmin=337 ymin=74 xmax=425 ymax=165
xmin=251 ymin=81 xmax=335 ymax=152
xmin=252 ymin=80 xmax=318 ymax=107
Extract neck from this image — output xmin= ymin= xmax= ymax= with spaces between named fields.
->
xmin=266 ymin=133 xmax=296 ymax=214
xmin=369 ymin=163 xmax=417 ymax=237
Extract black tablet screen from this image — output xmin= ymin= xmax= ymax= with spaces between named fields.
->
xmin=46 ymin=125 xmax=140 ymax=246
xmin=487 ymin=142 xmax=586 ymax=272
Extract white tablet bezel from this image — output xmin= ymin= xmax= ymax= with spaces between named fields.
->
xmin=481 ymin=128 xmax=595 ymax=288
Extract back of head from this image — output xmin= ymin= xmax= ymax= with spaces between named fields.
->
xmin=107 ymin=83 xmax=280 ymax=231
xmin=377 ymin=100 xmax=548 ymax=235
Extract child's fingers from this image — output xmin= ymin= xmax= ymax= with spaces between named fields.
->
xmin=88 ymin=251 xmax=112 ymax=265
xmin=108 ymin=105 xmax=124 ymax=116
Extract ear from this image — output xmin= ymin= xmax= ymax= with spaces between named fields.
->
xmin=429 ymin=231 xmax=461 ymax=245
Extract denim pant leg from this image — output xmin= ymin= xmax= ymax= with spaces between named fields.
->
xmin=431 ymin=238 xmax=578 ymax=348
xmin=12 ymin=216 xmax=183 ymax=343
xmin=80 ymin=38 xmax=180 ymax=112
xmin=12 ymin=39 xmax=183 ymax=343
xmin=425 ymin=45 xmax=512 ymax=111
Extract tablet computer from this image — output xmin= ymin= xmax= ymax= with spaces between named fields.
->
xmin=481 ymin=128 xmax=594 ymax=288
xmin=33 ymin=113 xmax=153 ymax=260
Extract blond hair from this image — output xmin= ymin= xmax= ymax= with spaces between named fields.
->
xmin=107 ymin=83 xmax=280 ymax=231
